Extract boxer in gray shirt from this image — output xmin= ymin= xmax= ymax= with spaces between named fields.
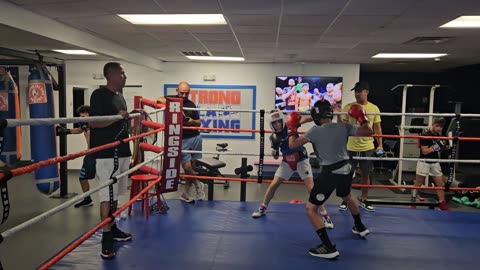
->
xmin=288 ymin=100 xmax=373 ymax=260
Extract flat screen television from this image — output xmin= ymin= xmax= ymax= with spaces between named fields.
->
xmin=275 ymin=76 xmax=343 ymax=112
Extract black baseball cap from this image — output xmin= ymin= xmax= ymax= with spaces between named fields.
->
xmin=351 ymin=81 xmax=370 ymax=91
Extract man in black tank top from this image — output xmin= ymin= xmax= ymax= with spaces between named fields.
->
xmin=412 ymin=117 xmax=450 ymax=210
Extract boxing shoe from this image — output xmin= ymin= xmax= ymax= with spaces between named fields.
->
xmin=308 ymin=244 xmax=339 ymax=259
xmin=252 ymin=206 xmax=266 ymax=218
xmin=322 ymin=214 xmax=334 ymax=229
xmin=352 ymin=225 xmax=370 ymax=238
xmin=439 ymin=200 xmax=450 ymax=211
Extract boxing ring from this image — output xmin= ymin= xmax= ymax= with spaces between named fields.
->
xmin=0 ymin=97 xmax=479 ymax=270
xmin=51 ymin=201 xmax=479 ymax=270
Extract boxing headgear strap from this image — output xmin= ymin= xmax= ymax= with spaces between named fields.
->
xmin=269 ymin=111 xmax=285 ymax=133
xmin=311 ymin=100 xmax=333 ymax=125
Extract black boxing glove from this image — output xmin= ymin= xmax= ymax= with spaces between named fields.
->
xmin=432 ymin=140 xmax=446 ymax=152
xmin=271 ymin=149 xmax=279 ymax=159
xmin=270 ymin=133 xmax=282 ymax=148
xmin=55 ymin=125 xmax=71 ymax=136
xmin=79 ymin=122 xmax=89 ymax=132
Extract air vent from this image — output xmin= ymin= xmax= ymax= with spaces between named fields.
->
xmin=181 ymin=51 xmax=211 ymax=56
xmin=405 ymin=37 xmax=450 ymax=45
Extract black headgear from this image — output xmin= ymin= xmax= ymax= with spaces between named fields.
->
xmin=310 ymin=100 xmax=333 ymax=125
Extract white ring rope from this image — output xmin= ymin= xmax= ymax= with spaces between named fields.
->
xmin=0 ymin=151 xmax=164 ymax=241
xmin=183 ymin=107 xmax=480 ymax=118
xmin=3 ymin=107 xmax=478 ymax=128
xmin=184 ymin=107 xmax=261 ymax=113
xmin=186 ymin=150 xmax=480 ymax=164
xmin=146 ymin=108 xmax=165 ymax=115
xmin=352 ymin=156 xmax=480 ymax=164
xmin=5 ymin=113 xmax=141 ymax=128
xmin=184 ymin=150 xmax=260 ymax=157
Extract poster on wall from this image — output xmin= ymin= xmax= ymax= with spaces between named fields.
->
xmin=164 ymin=84 xmax=256 ymax=139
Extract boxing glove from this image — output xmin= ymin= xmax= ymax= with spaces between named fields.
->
xmin=286 ymin=112 xmax=301 ymax=135
xmin=271 ymin=133 xmax=283 ymax=145
xmin=432 ymin=140 xmax=446 ymax=152
xmin=271 ymin=149 xmax=279 ymax=159
xmin=79 ymin=122 xmax=89 ymax=132
xmin=55 ymin=125 xmax=71 ymax=136
xmin=348 ymin=104 xmax=368 ymax=125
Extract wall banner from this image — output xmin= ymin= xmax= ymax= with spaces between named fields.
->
xmin=164 ymin=84 xmax=256 ymax=139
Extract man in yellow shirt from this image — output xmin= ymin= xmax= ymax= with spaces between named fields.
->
xmin=339 ymin=82 xmax=383 ymax=212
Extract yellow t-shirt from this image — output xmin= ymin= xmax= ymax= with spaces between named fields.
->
xmin=342 ymin=102 xmax=381 ymax=151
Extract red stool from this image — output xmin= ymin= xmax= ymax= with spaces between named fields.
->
xmin=128 ymin=174 xmax=162 ymax=218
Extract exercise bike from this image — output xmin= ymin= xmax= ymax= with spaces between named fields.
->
xmin=195 ymin=143 xmax=230 ymax=190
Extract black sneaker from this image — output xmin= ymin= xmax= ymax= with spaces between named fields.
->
xmin=352 ymin=225 xmax=370 ymax=238
xmin=359 ymin=200 xmax=375 ymax=212
xmin=74 ymin=197 xmax=93 ymax=208
xmin=308 ymin=244 xmax=339 ymax=259
xmin=101 ymin=232 xmax=115 ymax=259
xmin=112 ymin=224 xmax=132 ymax=242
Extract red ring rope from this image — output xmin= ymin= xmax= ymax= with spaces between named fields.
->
xmin=181 ymin=174 xmax=480 ymax=192
xmin=38 ymin=176 xmax=162 ymax=269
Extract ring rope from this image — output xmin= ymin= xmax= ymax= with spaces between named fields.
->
xmin=4 ymin=113 xmax=140 ymax=128
xmin=145 ymin=108 xmax=165 ymax=115
xmin=182 ymin=107 xmax=480 ymax=118
xmin=0 ymin=151 xmax=163 ymax=242
xmin=352 ymin=156 xmax=478 ymax=163
xmin=0 ymin=127 xmax=163 ymax=182
xmin=184 ymin=150 xmax=479 ymax=163
xmin=183 ymin=126 xmax=480 ymax=141
xmin=38 ymin=175 xmax=162 ymax=270
xmin=181 ymin=174 xmax=480 ymax=192
xmin=184 ymin=107 xmax=262 ymax=113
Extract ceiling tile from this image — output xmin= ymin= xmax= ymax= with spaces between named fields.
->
xmin=283 ymin=0 xmax=348 ymax=15
xmin=220 ymin=0 xmax=281 ymax=15
xmin=156 ymin=0 xmax=221 ymax=13
xmin=227 ymin=14 xmax=279 ymax=26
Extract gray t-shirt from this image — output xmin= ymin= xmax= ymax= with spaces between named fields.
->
xmin=303 ymin=122 xmax=357 ymax=167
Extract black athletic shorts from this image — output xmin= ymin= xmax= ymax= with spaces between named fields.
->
xmin=308 ymin=170 xmax=353 ymax=205
xmin=79 ymin=155 xmax=96 ymax=180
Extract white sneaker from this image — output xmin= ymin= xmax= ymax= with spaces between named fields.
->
xmin=322 ymin=214 xmax=334 ymax=229
xmin=195 ymin=182 xmax=206 ymax=200
xmin=352 ymin=225 xmax=370 ymax=238
xmin=338 ymin=201 xmax=347 ymax=211
xmin=252 ymin=207 xmax=266 ymax=218
xmin=180 ymin=193 xmax=194 ymax=203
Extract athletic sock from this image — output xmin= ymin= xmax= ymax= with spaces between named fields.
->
xmin=352 ymin=214 xmax=363 ymax=228
xmin=316 ymin=228 xmax=333 ymax=248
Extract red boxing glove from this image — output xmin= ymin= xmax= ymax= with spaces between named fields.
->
xmin=348 ymin=104 xmax=368 ymax=125
xmin=286 ymin=112 xmax=302 ymax=135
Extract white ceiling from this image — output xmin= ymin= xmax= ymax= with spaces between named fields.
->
xmin=2 ymin=0 xmax=480 ymax=71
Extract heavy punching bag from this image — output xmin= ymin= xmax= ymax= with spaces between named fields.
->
xmin=28 ymin=64 xmax=59 ymax=194
xmin=0 ymin=66 xmax=21 ymax=165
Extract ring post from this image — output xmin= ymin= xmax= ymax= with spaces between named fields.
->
xmin=258 ymin=109 xmax=265 ymax=183
xmin=207 ymin=179 xmax=214 ymax=201
xmin=445 ymin=102 xmax=462 ymax=191
xmin=235 ymin=157 xmax=252 ymax=202
xmin=51 ymin=63 xmax=75 ymax=199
